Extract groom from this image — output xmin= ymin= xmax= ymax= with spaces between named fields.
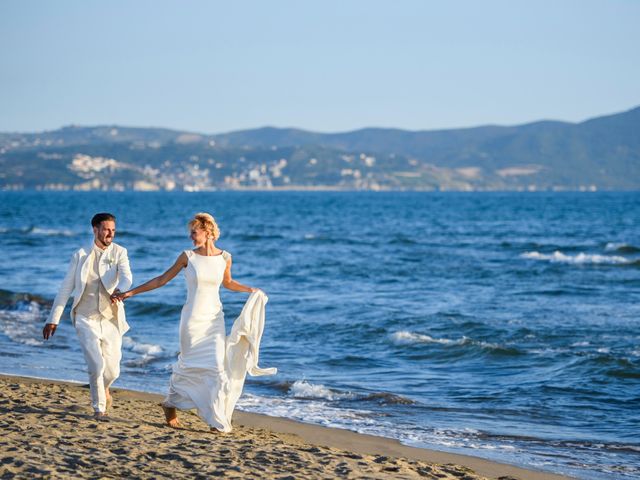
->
xmin=42 ymin=212 xmax=132 ymax=418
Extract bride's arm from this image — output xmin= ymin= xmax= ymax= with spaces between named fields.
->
xmin=222 ymin=257 xmax=256 ymax=293
xmin=113 ymin=252 xmax=188 ymax=301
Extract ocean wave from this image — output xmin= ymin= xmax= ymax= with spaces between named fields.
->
xmin=521 ymin=251 xmax=631 ymax=265
xmin=122 ymin=336 xmax=167 ymax=367
xmin=564 ymin=349 xmax=640 ymax=381
xmin=288 ymin=380 xmax=355 ymax=401
xmin=528 ymin=347 xmax=571 ymax=356
xmin=359 ymin=392 xmax=415 ymax=405
xmin=235 ymin=394 xmax=545 ymax=463
xmin=474 ymin=431 xmax=640 ymax=455
xmin=302 ymin=233 xmax=336 ymax=242
xmin=237 ymin=393 xmax=378 ymax=428
xmin=390 ymin=331 xmax=456 ymax=345
xmin=0 ymin=226 xmax=75 ymax=237
xmin=237 ymin=233 xmax=286 ymax=241
xmin=0 ymin=301 xmax=46 ymax=347
xmin=502 ymin=241 xmax=595 ymax=253
xmin=605 ymin=242 xmax=640 ymax=254
xmin=606 ymin=369 xmax=640 ymax=379
xmin=0 ymin=289 xmax=51 ymax=308
xmin=389 ymin=235 xmax=418 ymax=245
xmin=277 ymin=380 xmax=415 ymax=405
xmin=389 ymin=331 xmax=518 ymax=355
xmin=321 ymin=355 xmax=389 ymax=369
xmin=30 ymin=227 xmax=75 ymax=237
xmin=0 ymin=290 xmax=51 ymax=347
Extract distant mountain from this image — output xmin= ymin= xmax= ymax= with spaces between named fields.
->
xmin=1 ymin=106 xmax=639 ymax=191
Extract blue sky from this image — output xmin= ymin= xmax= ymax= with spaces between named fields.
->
xmin=1 ymin=0 xmax=638 ymax=133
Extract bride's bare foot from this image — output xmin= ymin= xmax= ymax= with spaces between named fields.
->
xmin=161 ymin=405 xmax=180 ymax=428
xmin=94 ymin=411 xmax=108 ymax=419
xmin=105 ymin=388 xmax=113 ymax=411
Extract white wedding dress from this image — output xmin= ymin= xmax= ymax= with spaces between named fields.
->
xmin=163 ymin=249 xmax=275 ymax=432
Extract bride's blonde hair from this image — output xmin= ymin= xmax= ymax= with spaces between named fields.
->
xmin=188 ymin=212 xmax=220 ymax=241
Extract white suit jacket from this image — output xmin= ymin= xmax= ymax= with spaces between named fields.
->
xmin=45 ymin=241 xmax=133 ymax=334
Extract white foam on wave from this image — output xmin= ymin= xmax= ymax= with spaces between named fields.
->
xmin=123 ymin=337 xmax=163 ymax=356
xmin=30 ymin=227 xmax=75 ymax=237
xmin=521 ymin=251 xmax=629 ymax=265
xmin=474 ymin=339 xmax=505 ymax=350
xmin=391 ymin=331 xmax=455 ymax=345
xmin=529 ymin=347 xmax=570 ymax=356
xmin=238 ymin=393 xmax=376 ymax=428
xmin=122 ymin=336 xmax=165 ymax=367
xmin=604 ymin=242 xmax=638 ymax=252
xmin=0 ymin=302 xmax=45 ymax=346
xmin=390 ymin=331 xmax=505 ymax=351
xmin=288 ymin=380 xmax=354 ymax=401
xmin=0 ymin=226 xmax=74 ymax=236
xmin=571 ymin=341 xmax=590 ymax=347
xmin=237 ymin=393 xmax=520 ymax=456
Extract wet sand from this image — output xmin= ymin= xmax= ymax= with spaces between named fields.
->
xmin=0 ymin=375 xmax=569 ymax=479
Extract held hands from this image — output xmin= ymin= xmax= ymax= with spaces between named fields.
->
xmin=110 ymin=289 xmax=130 ymax=304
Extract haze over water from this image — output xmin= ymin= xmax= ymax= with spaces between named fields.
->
xmin=0 ymin=191 xmax=639 ymax=479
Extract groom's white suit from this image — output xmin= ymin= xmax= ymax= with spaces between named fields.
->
xmin=46 ymin=241 xmax=132 ymax=412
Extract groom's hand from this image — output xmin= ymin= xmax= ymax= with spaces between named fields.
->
xmin=42 ymin=323 xmax=57 ymax=340
xmin=111 ymin=289 xmax=122 ymax=304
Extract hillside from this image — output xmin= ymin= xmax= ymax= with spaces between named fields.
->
xmin=1 ymin=107 xmax=638 ymax=191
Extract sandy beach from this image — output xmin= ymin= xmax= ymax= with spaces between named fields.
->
xmin=0 ymin=375 xmax=569 ymax=479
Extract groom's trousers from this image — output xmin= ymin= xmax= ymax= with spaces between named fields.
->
xmin=75 ymin=315 xmax=122 ymax=412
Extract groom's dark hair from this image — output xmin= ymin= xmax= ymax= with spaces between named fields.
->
xmin=91 ymin=212 xmax=116 ymax=228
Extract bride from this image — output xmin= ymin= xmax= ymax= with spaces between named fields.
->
xmin=113 ymin=212 xmax=258 ymax=432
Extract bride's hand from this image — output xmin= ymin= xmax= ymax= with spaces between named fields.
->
xmin=110 ymin=291 xmax=129 ymax=303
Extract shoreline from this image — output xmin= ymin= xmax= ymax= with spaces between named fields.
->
xmin=0 ymin=374 xmax=569 ymax=479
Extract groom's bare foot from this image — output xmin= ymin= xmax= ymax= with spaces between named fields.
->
xmin=162 ymin=405 xmax=180 ymax=428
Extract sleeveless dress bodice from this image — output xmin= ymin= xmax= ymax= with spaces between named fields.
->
xmin=183 ymin=251 xmax=224 ymax=313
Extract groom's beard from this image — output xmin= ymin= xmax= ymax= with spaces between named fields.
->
xmin=96 ymin=237 xmax=113 ymax=248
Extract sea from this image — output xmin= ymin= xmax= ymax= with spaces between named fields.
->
xmin=0 ymin=191 xmax=638 ymax=479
